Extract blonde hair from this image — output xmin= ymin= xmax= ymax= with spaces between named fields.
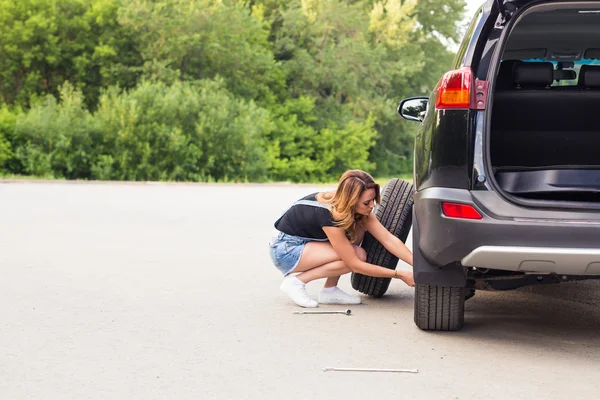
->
xmin=316 ymin=170 xmax=381 ymax=242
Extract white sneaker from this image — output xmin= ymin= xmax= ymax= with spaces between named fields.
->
xmin=280 ymin=275 xmax=318 ymax=308
xmin=318 ymin=287 xmax=362 ymax=305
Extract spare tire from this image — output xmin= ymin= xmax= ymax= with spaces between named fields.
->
xmin=351 ymin=178 xmax=414 ymax=297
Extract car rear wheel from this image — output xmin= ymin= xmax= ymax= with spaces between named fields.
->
xmin=351 ymin=178 xmax=414 ymax=297
xmin=414 ymin=284 xmax=465 ymax=331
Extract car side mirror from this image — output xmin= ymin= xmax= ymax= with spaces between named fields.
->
xmin=398 ymin=97 xmax=429 ymax=122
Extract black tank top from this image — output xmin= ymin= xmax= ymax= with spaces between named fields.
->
xmin=274 ymin=193 xmax=336 ymax=240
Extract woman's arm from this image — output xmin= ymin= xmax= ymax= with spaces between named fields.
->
xmin=322 ymin=226 xmax=413 ymax=285
xmin=364 ymin=212 xmax=413 ymax=267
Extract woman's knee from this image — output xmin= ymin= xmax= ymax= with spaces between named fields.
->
xmin=354 ymin=246 xmax=367 ymax=262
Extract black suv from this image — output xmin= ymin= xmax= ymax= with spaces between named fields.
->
xmin=351 ymin=0 xmax=600 ymax=331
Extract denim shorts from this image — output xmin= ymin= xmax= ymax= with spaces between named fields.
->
xmin=269 ymin=231 xmax=327 ymax=276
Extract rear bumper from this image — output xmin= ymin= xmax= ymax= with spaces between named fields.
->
xmin=462 ymin=246 xmax=600 ymax=275
xmin=414 ymin=188 xmax=600 ymax=276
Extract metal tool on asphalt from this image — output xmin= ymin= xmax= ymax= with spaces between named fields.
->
xmin=293 ymin=309 xmax=351 ymax=315
xmin=323 ymin=367 xmax=418 ymax=373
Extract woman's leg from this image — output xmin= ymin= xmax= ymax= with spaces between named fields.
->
xmin=293 ymin=241 xmax=367 ymax=285
xmin=279 ymin=229 xmax=368 ymax=307
xmin=322 ymin=225 xmax=367 ymax=287
xmin=295 ymin=225 xmax=367 ymax=286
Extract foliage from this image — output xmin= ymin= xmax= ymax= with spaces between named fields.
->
xmin=0 ymin=0 xmax=466 ymax=182
xmin=0 ymin=0 xmax=141 ymax=109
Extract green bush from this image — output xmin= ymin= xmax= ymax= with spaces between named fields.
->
xmin=0 ymin=106 xmax=17 ymax=172
xmin=93 ymin=79 xmax=273 ymax=182
xmin=13 ymin=83 xmax=98 ymax=178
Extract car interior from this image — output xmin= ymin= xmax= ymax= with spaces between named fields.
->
xmin=489 ymin=6 xmax=600 ymax=202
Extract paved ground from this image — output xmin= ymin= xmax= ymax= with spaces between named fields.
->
xmin=1 ymin=182 xmax=600 ymax=399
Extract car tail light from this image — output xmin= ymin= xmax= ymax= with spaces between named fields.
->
xmin=435 ymin=67 xmax=472 ymax=109
xmin=442 ymin=202 xmax=482 ymax=220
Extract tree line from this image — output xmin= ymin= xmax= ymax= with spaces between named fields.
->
xmin=0 ymin=0 xmax=465 ymax=182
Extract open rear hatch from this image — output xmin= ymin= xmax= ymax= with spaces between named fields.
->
xmin=488 ymin=2 xmax=600 ymax=204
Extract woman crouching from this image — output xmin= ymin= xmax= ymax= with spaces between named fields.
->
xmin=269 ymin=169 xmax=414 ymax=307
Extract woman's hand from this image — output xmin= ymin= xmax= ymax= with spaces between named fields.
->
xmin=395 ymin=270 xmax=415 ymax=287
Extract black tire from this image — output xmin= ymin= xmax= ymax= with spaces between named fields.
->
xmin=414 ymin=284 xmax=465 ymax=331
xmin=351 ymin=178 xmax=414 ymax=297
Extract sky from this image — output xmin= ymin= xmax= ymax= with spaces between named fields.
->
xmin=444 ymin=0 xmax=485 ymax=51
xmin=464 ymin=0 xmax=486 ymax=18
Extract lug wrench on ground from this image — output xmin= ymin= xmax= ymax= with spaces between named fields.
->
xmin=323 ymin=367 xmax=419 ymax=373
xmin=293 ymin=309 xmax=351 ymax=315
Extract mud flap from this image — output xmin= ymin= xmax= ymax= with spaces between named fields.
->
xmin=413 ymin=210 xmax=467 ymax=287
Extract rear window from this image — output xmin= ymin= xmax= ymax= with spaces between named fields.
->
xmin=517 ymin=58 xmax=600 ymax=86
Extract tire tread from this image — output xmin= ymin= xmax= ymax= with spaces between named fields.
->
xmin=351 ymin=178 xmax=414 ymax=297
xmin=414 ymin=284 xmax=465 ymax=331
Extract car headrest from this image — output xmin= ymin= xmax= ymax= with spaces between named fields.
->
xmin=578 ymin=65 xmax=600 ymax=88
xmin=496 ymin=60 xmax=520 ymax=90
xmin=584 ymin=49 xmax=600 ymax=59
xmin=554 ymin=69 xmax=576 ymax=81
xmin=513 ymin=61 xmax=554 ymax=87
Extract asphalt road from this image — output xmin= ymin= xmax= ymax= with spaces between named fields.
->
xmin=1 ymin=182 xmax=599 ymax=399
